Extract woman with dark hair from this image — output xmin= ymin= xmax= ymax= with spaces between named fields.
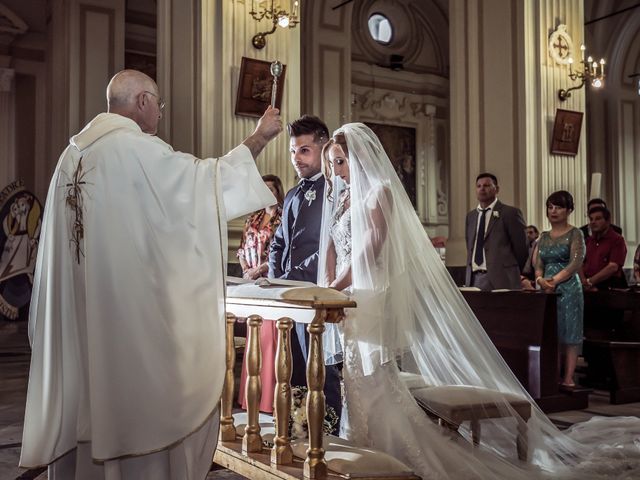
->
xmin=237 ymin=174 xmax=284 ymax=413
xmin=237 ymin=174 xmax=284 ymax=280
xmin=534 ymin=190 xmax=585 ymax=388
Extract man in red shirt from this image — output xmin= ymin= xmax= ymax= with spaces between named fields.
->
xmin=581 ymin=206 xmax=628 ymax=290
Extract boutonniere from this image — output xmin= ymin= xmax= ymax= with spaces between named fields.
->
xmin=492 ymin=210 xmax=500 ymax=219
xmin=304 ymin=189 xmax=316 ymax=206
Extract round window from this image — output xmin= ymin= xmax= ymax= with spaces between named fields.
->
xmin=368 ymin=13 xmax=393 ymax=45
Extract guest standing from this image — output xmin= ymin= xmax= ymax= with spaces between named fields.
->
xmin=237 ymin=175 xmax=284 ymax=413
xmin=581 ymin=206 xmax=627 ymax=291
xmin=465 ymin=173 xmax=528 ymax=290
xmin=521 ymin=225 xmax=540 ymax=289
xmin=535 ymin=191 xmax=585 ymax=388
xmin=579 ymin=198 xmax=623 ymax=239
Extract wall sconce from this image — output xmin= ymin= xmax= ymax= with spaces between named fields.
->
xmin=558 ymin=45 xmax=605 ymax=101
xmin=250 ymin=0 xmax=300 ymax=49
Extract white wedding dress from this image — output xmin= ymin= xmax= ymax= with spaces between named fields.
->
xmin=319 ymin=123 xmax=640 ymax=480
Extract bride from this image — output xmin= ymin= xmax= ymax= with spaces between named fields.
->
xmin=318 ymin=123 xmax=640 ymax=479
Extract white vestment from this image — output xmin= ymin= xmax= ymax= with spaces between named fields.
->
xmin=20 ymin=113 xmax=276 ymax=479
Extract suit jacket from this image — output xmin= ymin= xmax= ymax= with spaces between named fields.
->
xmin=465 ymin=200 xmax=528 ymax=289
xmin=268 ymin=176 xmax=325 ymax=282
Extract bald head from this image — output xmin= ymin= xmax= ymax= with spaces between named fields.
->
xmin=106 ymin=69 xmax=163 ymax=134
xmin=107 ymin=70 xmax=157 ymax=108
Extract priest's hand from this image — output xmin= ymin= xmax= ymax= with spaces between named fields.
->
xmin=243 ymin=106 xmax=283 ymax=159
xmin=256 ymin=106 xmax=283 ymax=142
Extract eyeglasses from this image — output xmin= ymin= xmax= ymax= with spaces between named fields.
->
xmin=143 ymin=91 xmax=165 ymax=111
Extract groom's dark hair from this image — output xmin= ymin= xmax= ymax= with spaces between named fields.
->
xmin=287 ymin=115 xmax=329 ymax=144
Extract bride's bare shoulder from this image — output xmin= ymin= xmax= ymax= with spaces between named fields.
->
xmin=366 ymin=183 xmax=393 ymax=209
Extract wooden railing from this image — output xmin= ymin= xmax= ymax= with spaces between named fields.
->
xmin=216 ymin=284 xmax=356 ymax=480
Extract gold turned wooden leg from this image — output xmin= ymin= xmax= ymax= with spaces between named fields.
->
xmin=304 ymin=310 xmax=327 ymax=480
xmin=219 ymin=313 xmax=237 ymax=442
xmin=242 ymin=314 xmax=263 ymax=454
xmin=271 ymin=317 xmax=294 ymax=465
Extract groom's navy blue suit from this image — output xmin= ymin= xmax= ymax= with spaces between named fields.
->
xmin=268 ymin=175 xmax=342 ymax=431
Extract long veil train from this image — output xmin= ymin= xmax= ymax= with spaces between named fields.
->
xmin=317 ymin=123 xmax=640 ymax=479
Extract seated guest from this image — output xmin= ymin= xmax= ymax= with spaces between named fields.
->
xmin=579 ymin=198 xmax=623 ymax=239
xmin=581 ymin=206 xmax=628 ymax=291
xmin=237 ymin=174 xmax=284 ymax=413
xmin=635 ymin=244 xmax=640 ymax=285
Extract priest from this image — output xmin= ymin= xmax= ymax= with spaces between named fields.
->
xmin=20 ymin=69 xmax=282 ymax=479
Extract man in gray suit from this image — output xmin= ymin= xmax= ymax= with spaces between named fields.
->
xmin=465 ymin=173 xmax=528 ymax=290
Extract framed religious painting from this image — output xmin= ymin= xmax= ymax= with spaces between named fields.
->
xmin=365 ymin=122 xmax=417 ymax=207
xmin=235 ymin=57 xmax=286 ymax=118
xmin=550 ymin=109 xmax=583 ymax=156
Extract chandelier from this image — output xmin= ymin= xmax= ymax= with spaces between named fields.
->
xmin=250 ymin=0 xmax=300 ymax=50
xmin=558 ymin=45 xmax=605 ymax=101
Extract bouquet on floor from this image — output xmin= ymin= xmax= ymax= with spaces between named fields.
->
xmin=289 ymin=385 xmax=339 ymax=439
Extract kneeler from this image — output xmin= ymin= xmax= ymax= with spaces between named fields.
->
xmin=399 ymin=372 xmax=531 ymax=462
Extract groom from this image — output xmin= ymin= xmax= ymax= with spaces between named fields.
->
xmin=268 ymin=115 xmax=342 ymax=431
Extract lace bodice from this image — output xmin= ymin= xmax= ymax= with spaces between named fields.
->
xmin=329 ymin=190 xmax=351 ymax=277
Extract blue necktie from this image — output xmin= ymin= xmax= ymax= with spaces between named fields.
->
xmin=474 ymin=208 xmax=489 ymax=266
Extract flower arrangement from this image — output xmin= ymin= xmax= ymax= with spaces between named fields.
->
xmin=492 ymin=210 xmax=500 ymax=218
xmin=289 ymin=386 xmax=339 ymax=439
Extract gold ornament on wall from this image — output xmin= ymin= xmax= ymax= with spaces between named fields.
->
xmin=548 ymin=24 xmax=574 ymax=65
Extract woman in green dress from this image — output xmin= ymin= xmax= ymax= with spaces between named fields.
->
xmin=535 ymin=190 xmax=585 ymax=388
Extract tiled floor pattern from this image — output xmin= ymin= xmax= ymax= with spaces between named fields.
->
xmin=2 ymin=320 xmax=639 ymax=480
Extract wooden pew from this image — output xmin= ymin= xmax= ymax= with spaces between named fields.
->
xmin=460 ymin=290 xmax=589 ymax=412
xmin=216 ymin=283 xmax=420 ymax=480
xmin=582 ymin=290 xmax=640 ymax=404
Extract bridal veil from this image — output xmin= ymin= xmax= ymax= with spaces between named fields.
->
xmin=317 ymin=122 xmax=640 ymax=479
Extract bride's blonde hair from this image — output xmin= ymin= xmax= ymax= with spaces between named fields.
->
xmin=321 ymin=133 xmax=349 ymax=201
